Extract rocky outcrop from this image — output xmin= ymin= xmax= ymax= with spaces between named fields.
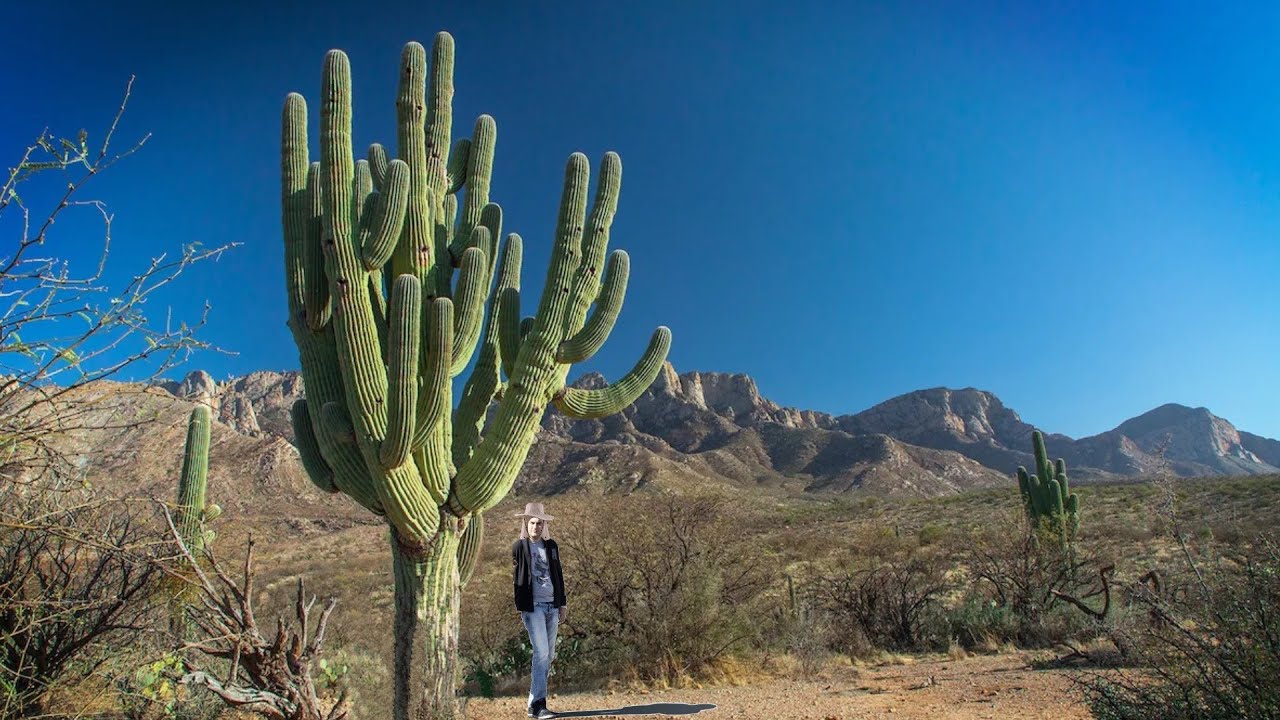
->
xmin=832 ymin=387 xmax=1075 ymax=475
xmin=159 ymin=370 xmax=302 ymax=438
xmin=164 ymin=370 xmax=218 ymax=406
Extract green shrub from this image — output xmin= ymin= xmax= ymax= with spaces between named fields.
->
xmin=942 ymin=596 xmax=1020 ymax=650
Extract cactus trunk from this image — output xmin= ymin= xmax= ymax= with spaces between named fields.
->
xmin=392 ymin=527 xmax=462 ymax=720
xmin=281 ymin=32 xmax=670 ymax=716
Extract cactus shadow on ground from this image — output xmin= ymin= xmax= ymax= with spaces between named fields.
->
xmin=549 ymin=702 xmax=717 ymax=717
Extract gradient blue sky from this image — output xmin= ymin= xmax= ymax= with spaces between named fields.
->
xmin=4 ymin=0 xmax=1280 ymax=440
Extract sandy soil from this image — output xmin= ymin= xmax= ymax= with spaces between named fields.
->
xmin=464 ymin=652 xmax=1091 ymax=720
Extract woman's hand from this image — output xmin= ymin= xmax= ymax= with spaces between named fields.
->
xmin=558 ymin=605 xmax=568 ymax=623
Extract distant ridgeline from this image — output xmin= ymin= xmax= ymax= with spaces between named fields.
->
xmin=137 ymin=365 xmax=1280 ymax=500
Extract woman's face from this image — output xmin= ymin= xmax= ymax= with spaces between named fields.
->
xmin=527 ymin=517 xmax=545 ymax=539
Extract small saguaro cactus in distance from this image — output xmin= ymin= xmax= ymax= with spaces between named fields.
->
xmin=1016 ymin=429 xmax=1080 ymax=540
xmin=281 ymin=32 xmax=670 ymax=719
xmin=175 ymin=405 xmax=220 ymax=554
xmin=171 ymin=404 xmax=220 ymax=636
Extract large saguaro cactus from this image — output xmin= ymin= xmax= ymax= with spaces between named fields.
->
xmin=281 ymin=32 xmax=670 ymax=719
xmin=1016 ymin=430 xmax=1080 ymax=541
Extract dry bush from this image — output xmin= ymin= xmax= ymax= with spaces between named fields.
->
xmin=809 ymin=528 xmax=951 ymax=657
xmin=767 ymin=578 xmax=834 ymax=677
xmin=1082 ymin=534 xmax=1280 ymax=720
xmin=165 ymin=531 xmax=351 ymax=720
xmin=958 ymin=512 xmax=1098 ymax=648
xmin=0 ymin=487 xmax=168 ymax=717
xmin=557 ymin=491 xmax=771 ymax=686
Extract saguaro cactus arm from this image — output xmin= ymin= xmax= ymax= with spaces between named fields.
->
xmin=291 ymin=399 xmax=337 ymax=492
xmin=381 ymin=275 xmax=422 ymax=469
xmin=557 ymin=250 xmax=629 ymax=364
xmin=457 ymin=513 xmax=484 ymax=587
xmin=448 ymin=116 xmax=497 ymax=263
xmin=453 ymin=230 xmax=522 ymax=468
xmin=553 ymin=327 xmax=672 ymax=418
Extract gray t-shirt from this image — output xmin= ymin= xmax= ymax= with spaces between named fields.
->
xmin=530 ymin=540 xmax=554 ymax=604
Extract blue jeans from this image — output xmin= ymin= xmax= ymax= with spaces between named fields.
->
xmin=520 ymin=601 xmax=559 ymax=704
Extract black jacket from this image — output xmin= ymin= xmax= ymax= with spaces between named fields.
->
xmin=511 ymin=538 xmax=566 ymax=612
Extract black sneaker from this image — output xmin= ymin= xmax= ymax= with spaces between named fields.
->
xmin=536 ymin=705 xmax=556 ymax=720
xmin=526 ymin=698 xmax=540 ymax=718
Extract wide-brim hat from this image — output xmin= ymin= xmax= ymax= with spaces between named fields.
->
xmin=513 ymin=502 xmax=555 ymax=521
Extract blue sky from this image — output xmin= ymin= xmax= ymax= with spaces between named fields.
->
xmin=4 ymin=0 xmax=1280 ymax=440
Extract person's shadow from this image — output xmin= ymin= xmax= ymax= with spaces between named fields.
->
xmin=549 ymin=702 xmax=716 ymax=717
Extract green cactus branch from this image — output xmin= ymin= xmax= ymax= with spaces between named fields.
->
xmin=553 ymin=327 xmax=673 ymax=418
xmin=291 ymin=400 xmax=337 ymax=492
xmin=557 ymin=250 xmax=629 ymax=364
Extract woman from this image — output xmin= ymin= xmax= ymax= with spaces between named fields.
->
xmin=512 ymin=502 xmax=567 ymax=719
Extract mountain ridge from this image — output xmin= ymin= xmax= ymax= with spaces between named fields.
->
xmin=147 ymin=363 xmax=1278 ymax=499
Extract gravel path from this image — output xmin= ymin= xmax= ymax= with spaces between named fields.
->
xmin=465 ymin=653 xmax=1092 ymax=719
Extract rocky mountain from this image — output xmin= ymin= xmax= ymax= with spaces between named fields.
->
xmin=831 ymin=387 xmax=1079 ymax=476
xmin=534 ymin=364 xmax=1004 ymax=496
xmin=158 ymin=370 xmax=303 ymax=438
xmin=1064 ymin=404 xmax=1277 ymax=477
xmin=1241 ymin=431 xmax=1280 ymax=468
xmin=140 ymin=364 xmax=1277 ymax=506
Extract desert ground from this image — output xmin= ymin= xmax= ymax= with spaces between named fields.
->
xmin=465 ymin=652 xmax=1090 ymax=720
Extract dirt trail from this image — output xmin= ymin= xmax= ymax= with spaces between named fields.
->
xmin=465 ymin=652 xmax=1091 ymax=720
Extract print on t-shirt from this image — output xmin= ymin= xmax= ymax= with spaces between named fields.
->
xmin=531 ymin=541 xmax=554 ymax=604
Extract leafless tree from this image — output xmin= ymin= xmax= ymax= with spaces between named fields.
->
xmin=812 ymin=531 xmax=951 ymax=653
xmin=0 ymin=76 xmax=236 ymax=489
xmin=963 ymin=514 xmax=1091 ymax=645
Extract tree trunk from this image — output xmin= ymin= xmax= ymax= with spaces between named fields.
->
xmin=392 ymin=522 xmax=463 ymax=720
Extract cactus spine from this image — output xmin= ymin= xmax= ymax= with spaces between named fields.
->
xmin=1016 ymin=430 xmax=1080 ymax=540
xmin=281 ymin=33 xmax=670 ymax=719
xmin=172 ymin=405 xmax=220 ymax=637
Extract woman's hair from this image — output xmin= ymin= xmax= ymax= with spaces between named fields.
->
xmin=517 ymin=517 xmax=552 ymax=540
